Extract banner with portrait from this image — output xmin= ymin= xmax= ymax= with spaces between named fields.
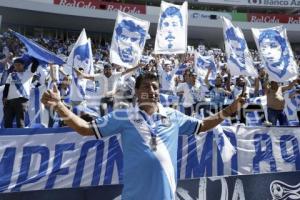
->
xmin=154 ymin=1 xmax=188 ymax=54
xmin=110 ymin=11 xmax=150 ymax=68
xmin=66 ymin=29 xmax=94 ymax=102
xmin=222 ymin=17 xmax=257 ymax=77
xmin=252 ymin=26 xmax=298 ymax=82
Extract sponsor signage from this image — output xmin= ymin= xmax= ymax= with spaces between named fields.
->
xmin=190 ymin=11 xmax=232 ymax=20
xmin=53 ymin=0 xmax=146 ymax=14
xmin=248 ymin=13 xmax=300 ymax=24
xmin=194 ymin=0 xmax=300 ymax=8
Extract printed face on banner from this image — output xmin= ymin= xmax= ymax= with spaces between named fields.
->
xmin=225 ymin=27 xmax=246 ymax=70
xmin=159 ymin=6 xmax=183 ymax=49
xmin=258 ymin=30 xmax=290 ymax=78
xmin=115 ymin=19 xmax=146 ymax=64
xmin=73 ymin=43 xmax=90 ymax=69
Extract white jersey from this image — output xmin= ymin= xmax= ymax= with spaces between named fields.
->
xmin=94 ymin=72 xmax=122 ymax=98
xmin=6 ymin=69 xmax=34 ymax=100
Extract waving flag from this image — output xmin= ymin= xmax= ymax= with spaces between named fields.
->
xmin=195 ymin=52 xmax=216 ymax=71
xmin=154 ymin=1 xmax=188 ymax=54
xmin=222 ymin=17 xmax=257 ymax=77
xmin=194 ymin=52 xmax=216 ymax=77
xmin=110 ymin=11 xmax=150 ymax=68
xmin=9 ymin=29 xmax=64 ymax=65
xmin=252 ymin=26 xmax=298 ymax=82
xmin=66 ymin=29 xmax=94 ymax=102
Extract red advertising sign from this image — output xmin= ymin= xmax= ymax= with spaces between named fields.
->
xmin=248 ymin=13 xmax=300 ymax=24
xmin=53 ymin=0 xmax=146 ymax=14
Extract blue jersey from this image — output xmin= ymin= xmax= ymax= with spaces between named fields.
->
xmin=90 ymin=103 xmax=201 ymax=200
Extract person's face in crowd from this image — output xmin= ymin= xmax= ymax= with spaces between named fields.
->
xmin=183 ymin=70 xmax=191 ymax=82
xmin=14 ymin=62 xmax=24 ymax=72
xmin=270 ymin=81 xmax=279 ymax=90
xmin=62 ymin=76 xmax=71 ymax=88
xmin=136 ymin=79 xmax=159 ymax=105
xmin=188 ymin=74 xmax=196 ymax=85
xmin=117 ymin=26 xmax=142 ymax=64
xmin=259 ymin=68 xmax=266 ymax=78
xmin=215 ymin=76 xmax=223 ymax=87
xmin=104 ymin=67 xmax=112 ymax=77
xmin=260 ymin=38 xmax=282 ymax=64
xmin=237 ymin=76 xmax=245 ymax=87
xmin=220 ymin=66 xmax=227 ymax=76
xmin=164 ymin=64 xmax=172 ymax=72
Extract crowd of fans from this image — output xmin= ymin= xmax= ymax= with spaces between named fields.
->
xmin=0 ymin=31 xmax=300 ymax=128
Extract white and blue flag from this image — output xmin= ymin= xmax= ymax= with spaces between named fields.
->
xmin=194 ymin=52 xmax=217 ymax=77
xmin=213 ymin=125 xmax=236 ymax=163
xmin=110 ymin=11 xmax=150 ymax=68
xmin=222 ymin=17 xmax=257 ymax=77
xmin=252 ymin=26 xmax=298 ymax=82
xmin=66 ymin=29 xmax=94 ymax=102
xmin=10 ymin=29 xmax=65 ymax=65
xmin=154 ymin=1 xmax=188 ymax=54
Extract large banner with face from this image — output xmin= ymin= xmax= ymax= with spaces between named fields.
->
xmin=1 ymin=126 xmax=300 ymax=193
xmin=252 ymin=26 xmax=298 ymax=82
xmin=66 ymin=29 xmax=94 ymax=102
xmin=110 ymin=11 xmax=150 ymax=68
xmin=222 ymin=17 xmax=257 ymax=77
xmin=154 ymin=1 xmax=188 ymax=54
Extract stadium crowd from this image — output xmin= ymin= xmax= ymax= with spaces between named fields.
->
xmin=0 ymin=31 xmax=300 ymax=128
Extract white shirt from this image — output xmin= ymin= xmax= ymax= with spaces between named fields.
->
xmin=6 ymin=69 xmax=34 ymax=100
xmin=94 ymin=72 xmax=122 ymax=98
xmin=176 ymin=82 xmax=205 ymax=108
xmin=158 ymin=64 xmax=178 ymax=92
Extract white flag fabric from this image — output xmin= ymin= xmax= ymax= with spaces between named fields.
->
xmin=66 ymin=29 xmax=94 ymax=102
xmin=213 ymin=125 xmax=236 ymax=163
xmin=110 ymin=11 xmax=150 ymax=68
xmin=154 ymin=1 xmax=188 ymax=54
xmin=252 ymin=26 xmax=298 ymax=82
xmin=222 ymin=17 xmax=257 ymax=77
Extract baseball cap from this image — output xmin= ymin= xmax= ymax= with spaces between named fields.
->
xmin=13 ymin=57 xmax=25 ymax=64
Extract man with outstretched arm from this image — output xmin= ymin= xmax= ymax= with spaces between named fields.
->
xmin=41 ymin=72 xmax=246 ymax=200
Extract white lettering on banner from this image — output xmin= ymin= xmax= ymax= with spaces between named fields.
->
xmin=250 ymin=16 xmax=280 ymax=23
xmin=106 ymin=4 xmax=141 ymax=14
xmin=288 ymin=16 xmax=300 ymax=24
xmin=1 ymin=127 xmax=300 ymax=192
xmin=58 ymin=0 xmax=96 ymax=9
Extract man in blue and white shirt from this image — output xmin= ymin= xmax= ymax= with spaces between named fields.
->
xmin=3 ymin=57 xmax=39 ymax=128
xmin=41 ymin=72 xmax=246 ymax=200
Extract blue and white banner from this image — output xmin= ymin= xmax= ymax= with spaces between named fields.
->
xmin=252 ymin=26 xmax=298 ymax=82
xmin=10 ymin=30 xmax=65 ymax=65
xmin=110 ymin=11 xmax=150 ymax=68
xmin=1 ymin=126 xmax=300 ymax=193
xmin=154 ymin=1 xmax=188 ymax=54
xmin=194 ymin=53 xmax=216 ymax=70
xmin=66 ymin=29 xmax=94 ymax=102
xmin=222 ymin=17 xmax=257 ymax=77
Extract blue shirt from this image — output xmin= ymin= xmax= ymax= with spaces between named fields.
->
xmin=90 ymin=104 xmax=201 ymax=200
